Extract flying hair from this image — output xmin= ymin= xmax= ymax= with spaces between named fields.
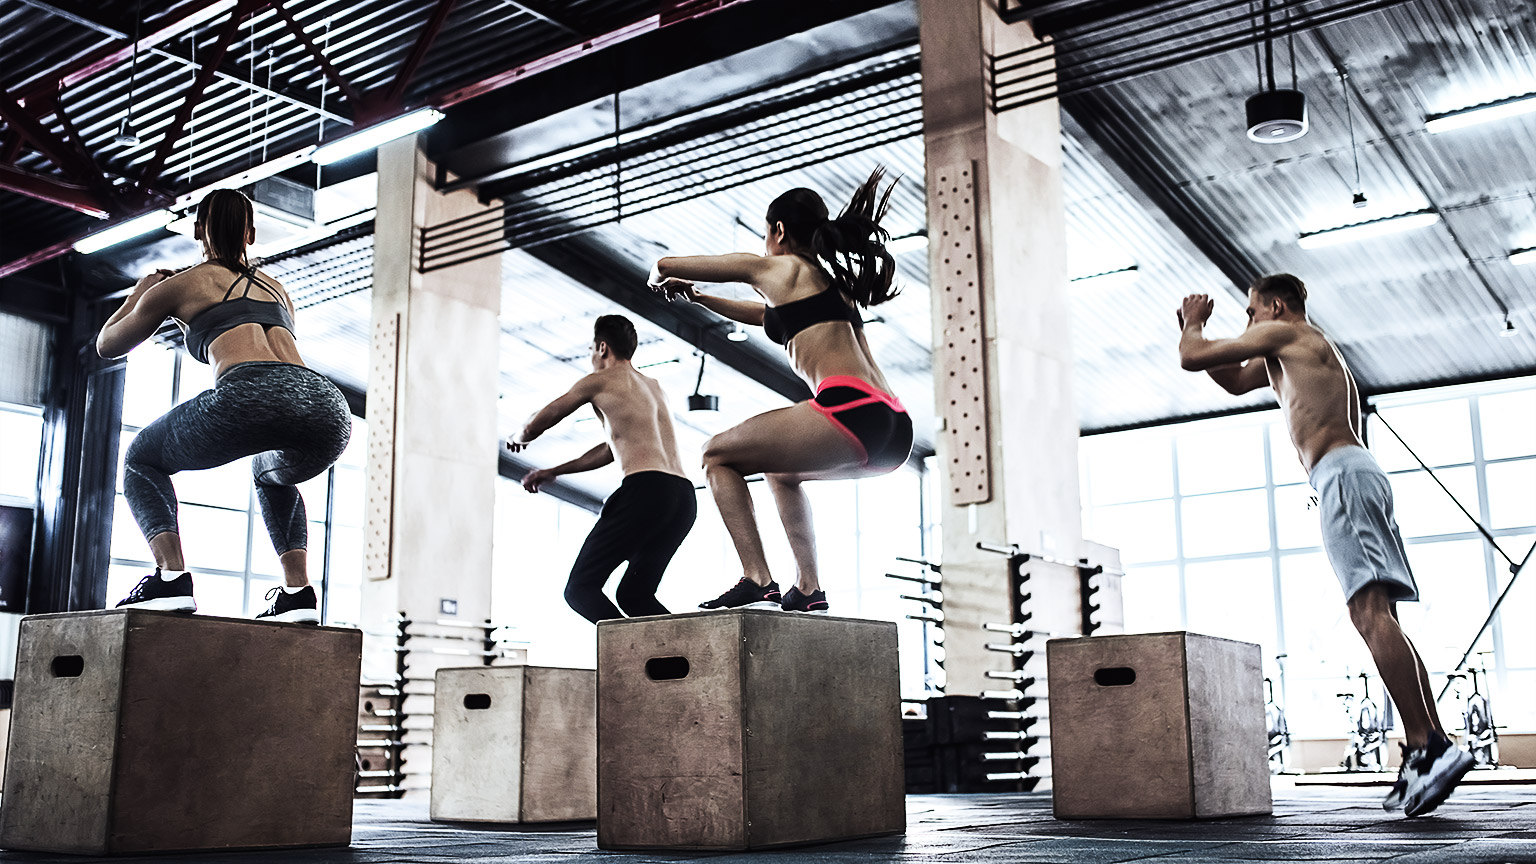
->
xmin=765 ymin=167 xmax=900 ymax=307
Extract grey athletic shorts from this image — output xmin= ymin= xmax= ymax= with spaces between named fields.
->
xmin=1308 ymin=445 xmax=1418 ymax=603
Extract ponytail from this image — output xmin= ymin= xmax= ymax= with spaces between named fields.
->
xmin=765 ymin=167 xmax=900 ymax=308
xmin=195 ymin=188 xmax=254 ymax=269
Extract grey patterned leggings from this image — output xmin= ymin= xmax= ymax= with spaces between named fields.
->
xmin=123 ymin=361 xmax=352 ymax=556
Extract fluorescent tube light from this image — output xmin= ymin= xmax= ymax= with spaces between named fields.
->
xmin=1510 ymin=248 xmax=1536 ymax=267
xmin=1425 ymin=93 xmax=1536 ymax=134
xmin=1297 ymin=211 xmax=1439 ymax=250
xmin=887 ymin=232 xmax=929 ymax=256
xmin=73 ymin=209 xmax=175 ymax=254
xmin=1070 ymin=265 xmax=1140 ymax=291
xmin=312 ymin=108 xmax=444 ymax=166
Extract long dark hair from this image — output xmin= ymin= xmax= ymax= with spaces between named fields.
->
xmin=195 ymin=188 xmax=254 ymax=269
xmin=766 ymin=167 xmax=899 ymax=307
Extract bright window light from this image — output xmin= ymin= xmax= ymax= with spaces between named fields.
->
xmin=1070 ymin=265 xmax=1140 ymax=290
xmin=73 ymin=209 xmax=175 ymax=254
xmin=311 ymin=108 xmax=444 ymax=166
xmin=1297 ymin=211 xmax=1439 ymax=250
xmin=887 ymin=232 xmax=928 ymax=256
xmin=1510 ymin=248 xmax=1536 ymax=267
xmin=1425 ymin=93 xmax=1536 ymax=134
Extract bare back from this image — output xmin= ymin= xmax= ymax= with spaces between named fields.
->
xmin=758 ymin=256 xmax=892 ymax=392
xmin=1266 ymin=321 xmax=1364 ymax=474
xmin=167 ymin=262 xmax=305 ymax=376
xmin=587 ymin=366 xmax=688 ymax=479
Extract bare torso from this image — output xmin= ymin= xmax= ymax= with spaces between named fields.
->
xmin=1266 ymin=321 xmax=1364 ymax=474
xmin=760 ymin=256 xmax=892 ymax=393
xmin=167 ymin=262 xmax=305 ymax=377
xmin=587 ymin=366 xmax=689 ymax=479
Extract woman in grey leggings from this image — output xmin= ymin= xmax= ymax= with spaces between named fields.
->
xmin=96 ymin=189 xmax=351 ymax=623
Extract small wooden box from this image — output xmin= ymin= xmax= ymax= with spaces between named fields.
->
xmin=596 ymin=609 xmax=904 ymax=850
xmin=1048 ymin=631 xmax=1271 ymax=819
xmin=0 ymin=610 xmax=362 ymax=854
xmin=431 ymin=666 xmax=596 ymax=823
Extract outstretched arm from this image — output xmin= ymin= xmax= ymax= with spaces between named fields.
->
xmin=97 ymin=270 xmax=178 ymax=358
xmin=1177 ymin=294 xmax=1296 ymax=373
xmin=521 ymin=443 xmax=614 ymax=493
xmin=649 ymin=255 xmax=771 ymax=325
xmin=508 ymin=377 xmax=597 ymax=450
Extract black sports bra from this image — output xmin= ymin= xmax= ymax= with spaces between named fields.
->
xmin=180 ymin=266 xmax=295 ymax=364
xmin=762 ymin=288 xmax=862 ymax=346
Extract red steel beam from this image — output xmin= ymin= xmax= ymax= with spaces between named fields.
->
xmin=0 ymin=236 xmax=76 ymax=280
xmin=17 ymin=0 xmax=237 ymax=107
xmin=0 ymin=86 xmax=100 ymax=184
xmin=137 ymin=3 xmax=248 ymax=194
xmin=435 ymin=0 xmax=755 ymax=108
xmin=267 ymin=0 xmax=362 ymax=107
xmin=0 ymin=163 xmax=110 ymax=218
xmin=385 ymin=0 xmax=458 ymax=108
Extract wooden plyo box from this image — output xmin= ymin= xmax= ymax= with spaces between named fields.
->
xmin=596 ymin=609 xmax=905 ymax=850
xmin=431 ymin=666 xmax=596 ymax=823
xmin=0 ymin=609 xmax=362 ymax=854
xmin=1047 ymin=631 xmax=1272 ymax=820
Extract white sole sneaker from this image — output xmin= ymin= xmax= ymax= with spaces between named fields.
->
xmin=743 ymin=600 xmax=784 ymax=610
xmin=119 ymin=597 xmax=197 ymax=613
xmin=1404 ymin=746 xmax=1476 ymax=817
xmin=258 ymin=608 xmax=320 ymax=624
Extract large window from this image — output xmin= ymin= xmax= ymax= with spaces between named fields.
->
xmin=0 ymin=402 xmax=44 ymax=506
xmin=1081 ymin=377 xmax=1536 ymax=737
xmin=108 ymin=343 xmax=366 ymax=623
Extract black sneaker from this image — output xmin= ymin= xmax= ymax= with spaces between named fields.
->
xmin=1404 ymin=735 xmax=1475 ymax=818
xmin=781 ymin=586 xmax=830 ymax=613
xmin=255 ymin=585 xmax=320 ymax=624
xmin=115 ymin=570 xmax=196 ymax=612
xmin=699 ymin=578 xmax=782 ymax=610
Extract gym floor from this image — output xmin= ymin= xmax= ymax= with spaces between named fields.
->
xmin=2 ymin=787 xmax=1529 ymax=863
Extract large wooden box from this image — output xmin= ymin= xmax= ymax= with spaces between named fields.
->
xmin=597 ymin=609 xmax=905 ymax=850
xmin=0 ymin=610 xmax=362 ymax=854
xmin=431 ymin=665 xmax=596 ymax=823
xmin=1048 ymin=631 xmax=1272 ymax=820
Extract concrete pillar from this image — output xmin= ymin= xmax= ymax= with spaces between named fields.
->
xmin=363 ymin=135 xmax=503 ymax=792
xmin=920 ymin=2 xmax=1086 ymax=696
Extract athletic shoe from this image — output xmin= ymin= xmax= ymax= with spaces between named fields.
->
xmin=781 ymin=586 xmax=830 ymax=614
xmin=114 ymin=570 xmax=196 ymax=612
xmin=255 ymin=585 xmax=321 ymax=624
xmin=1403 ymin=736 xmax=1476 ymax=818
xmin=699 ymin=578 xmax=782 ymax=610
xmin=1383 ymin=743 xmax=1421 ymax=811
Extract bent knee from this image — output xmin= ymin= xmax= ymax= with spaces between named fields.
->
xmin=1347 ymin=587 xmax=1395 ymax=636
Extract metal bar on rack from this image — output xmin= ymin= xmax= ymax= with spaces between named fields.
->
xmin=982 ymin=688 xmax=1024 ymax=701
xmin=983 ymin=623 xmax=1033 ymax=638
xmin=894 ymin=555 xmax=942 ymax=574
xmin=900 ymin=593 xmax=940 ymax=605
xmin=985 ymin=671 xmax=1036 ymax=686
xmin=886 ymin=572 xmax=941 ymax=586
xmin=985 ymin=643 xmax=1034 ymax=658
xmin=983 ymin=730 xmax=1036 ymax=741
xmin=907 ymin=613 xmax=943 ymax=625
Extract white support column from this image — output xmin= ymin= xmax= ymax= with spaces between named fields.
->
xmin=920 ymin=1 xmax=1086 ymax=696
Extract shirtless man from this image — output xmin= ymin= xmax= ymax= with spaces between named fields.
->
xmin=507 ymin=315 xmax=695 ymax=623
xmin=1178 ymin=274 xmax=1473 ymax=818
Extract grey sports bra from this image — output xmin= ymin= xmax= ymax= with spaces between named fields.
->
xmin=180 ymin=266 xmax=295 ymax=364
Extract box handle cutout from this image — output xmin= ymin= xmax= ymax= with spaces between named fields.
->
xmin=464 ymin=693 xmax=492 ymax=710
xmin=1094 ymin=667 xmax=1135 ymax=686
xmin=646 ymin=656 xmax=690 ymax=680
xmin=52 ymin=655 xmax=85 ymax=678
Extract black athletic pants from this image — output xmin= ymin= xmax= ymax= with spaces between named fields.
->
xmin=564 ymin=471 xmax=697 ymax=623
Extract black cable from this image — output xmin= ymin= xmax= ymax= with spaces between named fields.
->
xmin=1287 ymin=0 xmax=1298 ymax=90
xmin=1371 ymin=411 xmax=1516 ymax=568
xmin=1339 ymin=66 xmax=1362 ymax=194
xmin=1263 ymin=0 xmax=1276 ymax=91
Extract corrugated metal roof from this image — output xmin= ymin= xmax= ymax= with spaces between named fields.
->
xmin=1060 ymin=0 xmax=1536 ymax=411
